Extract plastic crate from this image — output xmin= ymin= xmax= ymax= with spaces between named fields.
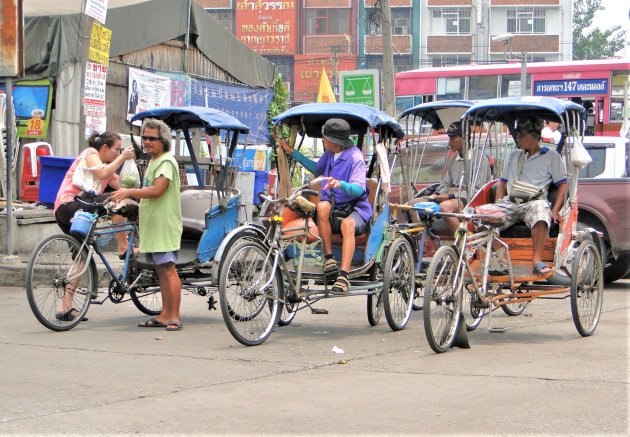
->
xmin=39 ymin=156 xmax=75 ymax=207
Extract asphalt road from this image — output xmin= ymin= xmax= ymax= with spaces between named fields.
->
xmin=1 ymin=281 xmax=628 ymax=435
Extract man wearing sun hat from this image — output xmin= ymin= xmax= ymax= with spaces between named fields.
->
xmin=278 ymin=118 xmax=370 ymax=293
xmin=477 ymin=116 xmax=567 ymax=276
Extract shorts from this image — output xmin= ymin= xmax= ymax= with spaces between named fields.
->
xmin=146 ymin=251 xmax=179 ymax=266
xmin=55 ymin=194 xmax=111 ymax=235
xmin=330 ymin=210 xmax=368 ymax=235
xmin=481 ymin=199 xmax=551 ymax=231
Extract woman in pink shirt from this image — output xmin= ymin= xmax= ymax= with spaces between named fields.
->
xmin=54 ymin=131 xmax=135 ymax=255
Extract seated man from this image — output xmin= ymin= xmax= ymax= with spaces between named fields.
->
xmin=278 ymin=118 xmax=371 ymax=293
xmin=478 ymin=117 xmax=567 ymax=276
xmin=409 ymin=121 xmax=490 ymax=233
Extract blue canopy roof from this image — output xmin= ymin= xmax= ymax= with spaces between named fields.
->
xmin=131 ymin=106 xmax=250 ymax=133
xmin=464 ymin=96 xmax=585 ymax=124
xmin=272 ymin=103 xmax=405 ymax=139
xmin=399 ymin=100 xmax=476 ymax=119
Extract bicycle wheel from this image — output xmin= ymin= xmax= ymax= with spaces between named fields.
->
xmin=219 ymin=239 xmax=282 ymax=346
xmin=570 ymin=240 xmax=603 ymax=337
xmin=367 ymin=264 xmax=384 ymax=326
xmin=130 ymin=287 xmax=162 ymax=316
xmin=382 ymin=237 xmax=415 ymax=331
xmin=423 ymin=245 xmax=462 ymax=353
xmin=500 ymin=288 xmax=528 ymax=316
xmin=462 ymin=277 xmax=485 ymax=331
xmin=26 ymin=234 xmax=95 ymax=331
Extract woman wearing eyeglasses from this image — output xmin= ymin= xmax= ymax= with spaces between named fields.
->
xmin=111 ymin=119 xmax=184 ymax=332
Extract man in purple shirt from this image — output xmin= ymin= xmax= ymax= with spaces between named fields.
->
xmin=278 ymin=118 xmax=371 ymax=293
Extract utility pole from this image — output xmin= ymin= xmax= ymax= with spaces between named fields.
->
xmin=381 ymin=0 xmax=395 ymax=115
xmin=331 ymin=45 xmax=339 ymax=96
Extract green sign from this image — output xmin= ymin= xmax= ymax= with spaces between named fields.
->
xmin=340 ymin=69 xmax=380 ymax=108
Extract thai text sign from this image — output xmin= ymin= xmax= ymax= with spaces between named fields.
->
xmin=88 ymin=22 xmax=112 ymax=66
xmin=293 ymin=54 xmax=356 ymax=103
xmin=534 ymin=79 xmax=609 ymax=96
xmin=84 ymin=0 xmax=108 ymax=24
xmin=127 ymin=68 xmax=172 ymax=120
xmin=190 ymin=78 xmax=274 ymax=144
xmin=235 ymin=1 xmax=297 ymax=55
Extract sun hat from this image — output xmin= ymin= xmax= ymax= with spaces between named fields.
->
xmin=515 ymin=117 xmax=543 ymax=138
xmin=446 ymin=121 xmax=463 ymax=137
xmin=321 ymin=118 xmax=355 ymax=149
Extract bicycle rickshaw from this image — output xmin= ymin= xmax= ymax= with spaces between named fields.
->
xmin=420 ymin=96 xmax=605 ymax=353
xmin=217 ymin=102 xmax=416 ymax=346
xmin=26 ymin=106 xmax=252 ymax=331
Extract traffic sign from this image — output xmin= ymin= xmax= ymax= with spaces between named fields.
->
xmin=339 ymin=69 xmax=380 ymax=108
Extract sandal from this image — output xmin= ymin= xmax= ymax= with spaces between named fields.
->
xmin=138 ymin=317 xmax=165 ymax=328
xmin=324 ymin=258 xmax=339 ymax=276
xmin=55 ymin=308 xmax=88 ymax=322
xmin=532 ymin=261 xmax=553 ymax=276
xmin=331 ymin=275 xmax=350 ymax=294
xmin=165 ymin=321 xmax=183 ymax=331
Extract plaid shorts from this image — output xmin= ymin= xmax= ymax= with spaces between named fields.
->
xmin=481 ymin=199 xmax=551 ymax=231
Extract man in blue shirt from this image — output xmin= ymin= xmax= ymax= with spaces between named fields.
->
xmin=278 ymin=118 xmax=370 ymax=293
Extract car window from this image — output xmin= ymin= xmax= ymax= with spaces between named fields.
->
xmin=391 ymin=138 xmax=450 ymax=185
xmin=579 ymin=148 xmax=606 ymax=178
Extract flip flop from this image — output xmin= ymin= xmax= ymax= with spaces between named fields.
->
xmin=138 ymin=317 xmax=165 ymax=328
xmin=55 ymin=308 xmax=88 ymax=322
xmin=532 ymin=261 xmax=553 ymax=276
xmin=165 ymin=321 xmax=183 ymax=331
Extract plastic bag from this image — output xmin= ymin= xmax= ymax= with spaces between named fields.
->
xmin=120 ymin=159 xmax=141 ymax=188
xmin=72 ymin=158 xmax=103 ymax=193
xmin=570 ymin=137 xmax=592 ymax=168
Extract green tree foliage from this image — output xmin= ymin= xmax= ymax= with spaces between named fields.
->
xmin=573 ymin=0 xmax=626 ymax=59
xmin=267 ymin=74 xmax=288 ymax=134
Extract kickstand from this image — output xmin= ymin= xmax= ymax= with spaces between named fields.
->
xmin=487 ymin=304 xmax=506 ymax=333
xmin=304 ymin=300 xmax=328 ymax=315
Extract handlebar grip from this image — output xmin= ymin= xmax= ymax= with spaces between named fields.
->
xmin=301 ymin=189 xmax=319 ymax=197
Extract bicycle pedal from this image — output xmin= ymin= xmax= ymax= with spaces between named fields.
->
xmin=310 ymin=308 xmax=328 ymax=315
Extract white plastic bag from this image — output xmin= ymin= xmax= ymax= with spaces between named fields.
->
xmin=120 ymin=159 xmax=141 ymax=188
xmin=570 ymin=137 xmax=592 ymax=168
xmin=72 ymin=159 xmax=103 ymax=193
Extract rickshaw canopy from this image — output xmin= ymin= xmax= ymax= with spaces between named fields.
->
xmin=463 ymin=97 xmax=585 ymax=126
xmin=272 ymin=103 xmax=405 ymax=140
xmin=131 ymin=106 xmax=250 ymax=133
xmin=399 ymin=100 xmax=476 ymax=131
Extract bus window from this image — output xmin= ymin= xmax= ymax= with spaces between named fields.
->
xmin=437 ymin=77 xmax=464 ymax=100
xmin=469 ymin=76 xmax=498 ymax=100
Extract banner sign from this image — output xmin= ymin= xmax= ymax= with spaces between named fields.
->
xmin=534 ymin=78 xmax=609 ymax=96
xmin=127 ymin=68 xmax=172 ymax=120
xmin=84 ymin=0 xmax=108 ymax=24
xmin=235 ymin=1 xmax=298 ymax=55
xmin=1 ymin=79 xmax=54 ymax=139
xmin=88 ymin=22 xmax=112 ymax=66
xmin=160 ymin=71 xmax=191 ymax=108
xmin=191 ymin=78 xmax=273 ymax=144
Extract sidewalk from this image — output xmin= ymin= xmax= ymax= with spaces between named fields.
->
xmin=0 ymin=250 xmax=125 ymax=288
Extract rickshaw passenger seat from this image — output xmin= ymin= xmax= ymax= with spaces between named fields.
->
xmin=500 ymin=184 xmax=561 ymax=238
xmin=330 ymin=178 xmax=378 ymax=247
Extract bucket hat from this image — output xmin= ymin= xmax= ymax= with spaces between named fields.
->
xmin=515 ymin=117 xmax=543 ymax=136
xmin=321 ymin=118 xmax=355 ymax=149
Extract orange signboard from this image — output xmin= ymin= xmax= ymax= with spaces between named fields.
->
xmin=293 ymin=54 xmax=356 ymax=103
xmin=235 ymin=1 xmax=297 ymax=55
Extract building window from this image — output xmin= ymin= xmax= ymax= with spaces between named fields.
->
xmin=366 ymin=9 xmax=410 ymax=35
xmin=431 ymin=55 xmax=471 ymax=68
xmin=431 ymin=8 xmax=471 ymax=35
xmin=507 ymin=8 xmax=546 ymax=34
xmin=306 ymin=9 xmax=350 ymax=35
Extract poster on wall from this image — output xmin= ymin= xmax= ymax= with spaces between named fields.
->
xmin=0 ymin=79 xmax=54 ymax=139
xmin=160 ymin=72 xmax=191 ymax=108
xmin=84 ymin=0 xmax=108 ymax=24
xmin=127 ymin=68 xmax=172 ymax=121
xmin=84 ymin=62 xmax=108 ymax=137
xmin=190 ymin=78 xmax=273 ymax=144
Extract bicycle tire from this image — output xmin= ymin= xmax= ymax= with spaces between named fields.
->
xmin=26 ymin=234 xmax=95 ymax=331
xmin=570 ymin=240 xmax=604 ymax=336
xmin=130 ymin=287 xmax=162 ymax=316
xmin=423 ymin=245 xmax=462 ymax=353
xmin=367 ymin=264 xmax=384 ymax=326
xmin=219 ymin=239 xmax=282 ymax=346
xmin=382 ymin=237 xmax=415 ymax=331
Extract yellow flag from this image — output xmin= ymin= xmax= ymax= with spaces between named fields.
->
xmin=317 ymin=66 xmax=336 ymax=103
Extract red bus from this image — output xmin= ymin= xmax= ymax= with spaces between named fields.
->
xmin=396 ymin=59 xmax=630 ymax=136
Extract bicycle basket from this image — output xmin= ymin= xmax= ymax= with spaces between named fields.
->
xmin=70 ymin=210 xmax=98 ymax=237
